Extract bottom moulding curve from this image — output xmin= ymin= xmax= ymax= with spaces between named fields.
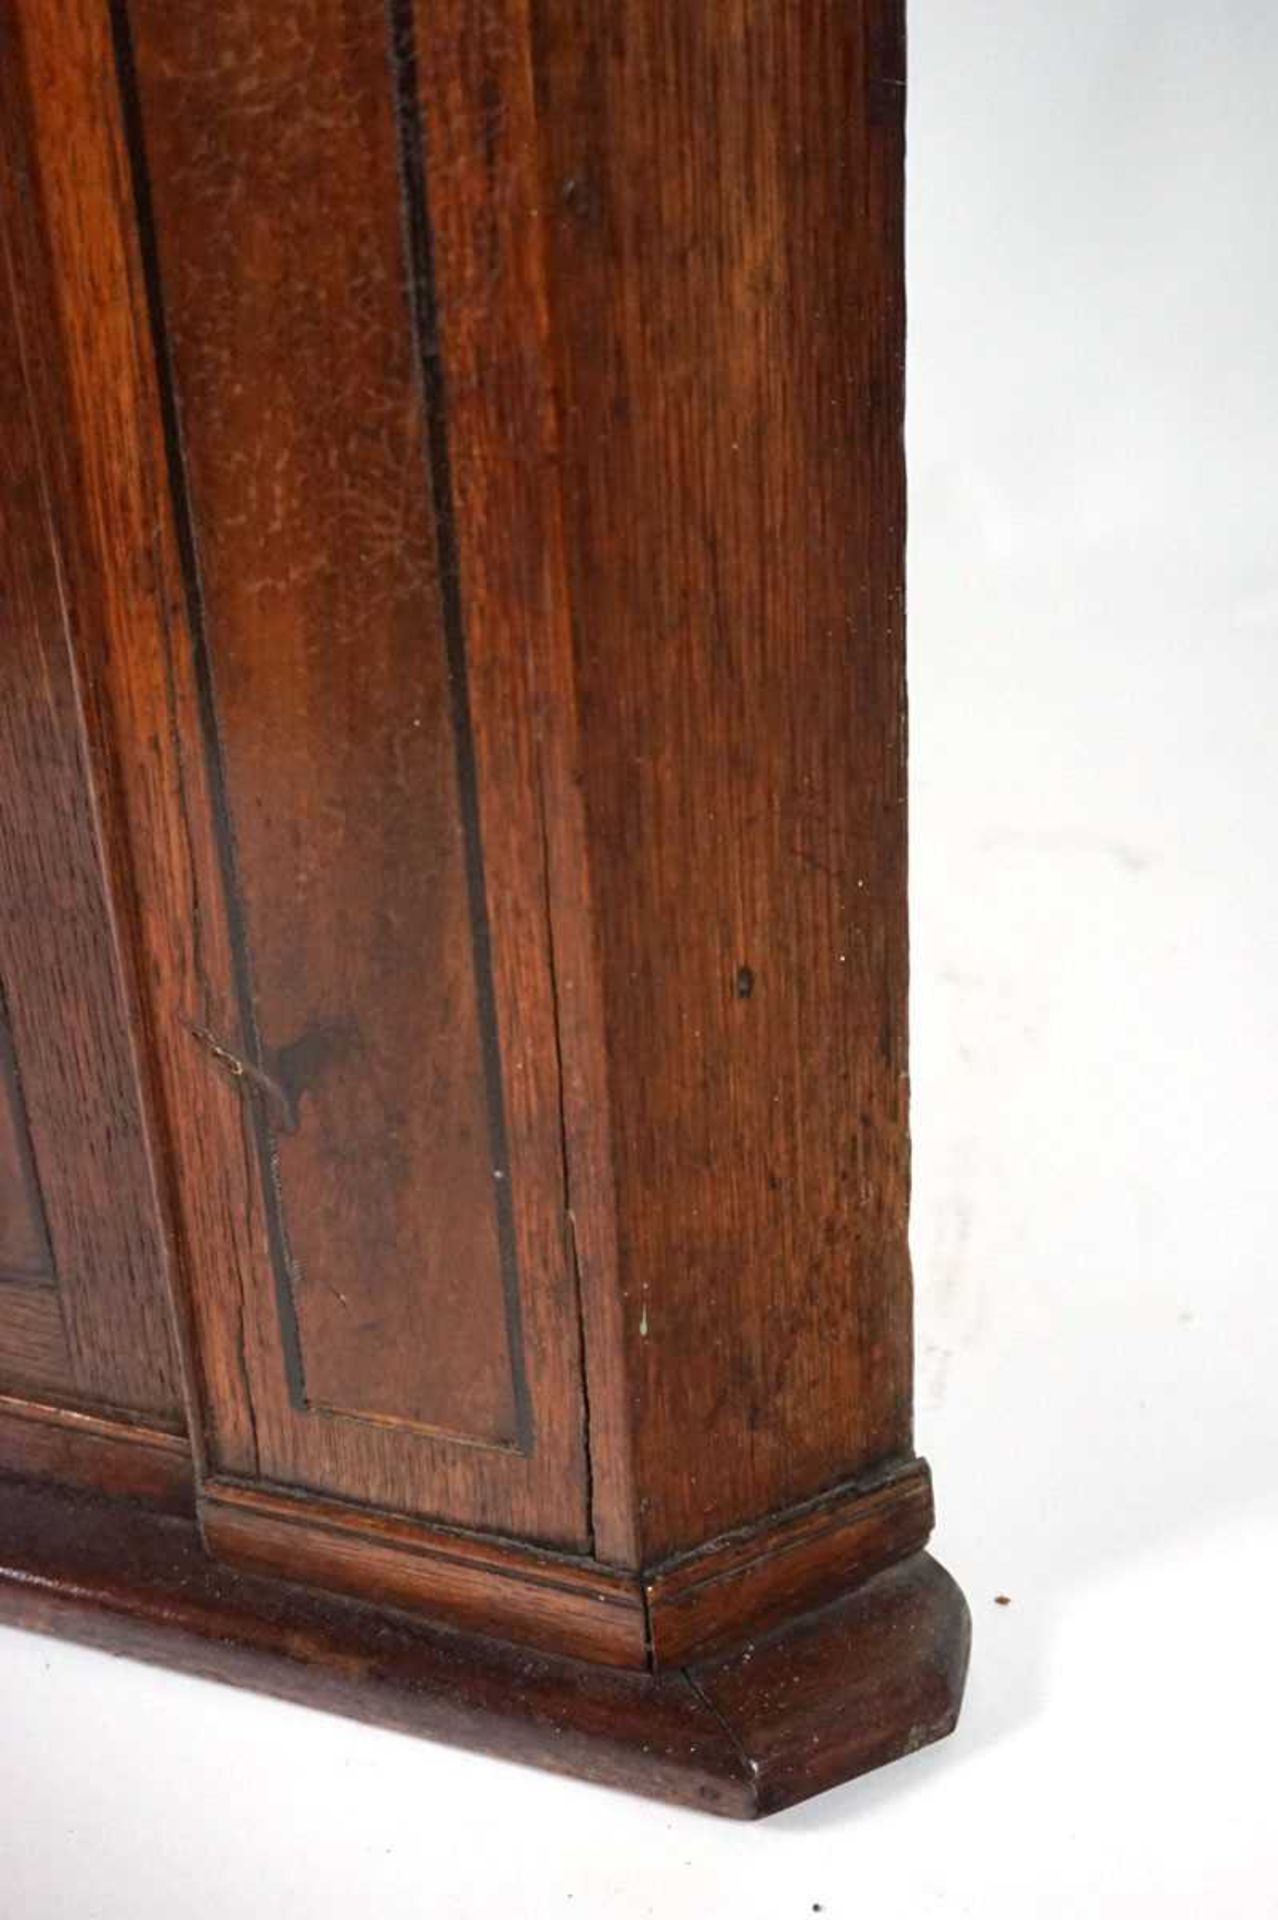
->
xmin=0 ymin=1472 xmax=969 ymax=1818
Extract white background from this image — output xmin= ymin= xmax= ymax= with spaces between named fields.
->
xmin=4 ymin=2 xmax=1278 ymax=1913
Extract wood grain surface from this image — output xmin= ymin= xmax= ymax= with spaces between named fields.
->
xmin=0 ymin=25 xmax=183 ymax=1419
xmin=125 ymin=0 xmax=523 ymax=1450
xmin=0 ymin=1394 xmax=192 ymax=1513
xmin=3 ymin=0 xmax=591 ymax=1544
xmin=201 ymin=1476 xmax=648 ymax=1670
xmin=0 ymin=1 xmax=960 ymax=1775
xmin=0 ymin=1472 xmax=969 ymax=1818
xmin=645 ymin=1460 xmax=934 ymax=1668
xmin=534 ymin=0 xmax=914 ymax=1556
xmin=0 ymin=999 xmax=52 ymax=1286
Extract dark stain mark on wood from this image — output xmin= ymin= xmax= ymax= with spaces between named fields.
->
xmin=267 ymin=1021 xmax=356 ymax=1131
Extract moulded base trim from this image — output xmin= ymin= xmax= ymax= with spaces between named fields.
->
xmin=0 ymin=1472 xmax=968 ymax=1818
xmin=0 ymin=1393 xmax=192 ymax=1511
xmin=199 ymin=1457 xmax=935 ymax=1674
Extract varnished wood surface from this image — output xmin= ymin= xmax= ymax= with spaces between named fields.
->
xmin=535 ymin=0 xmax=915 ymax=1557
xmin=111 ymin=0 xmax=591 ymax=1539
xmin=645 ymin=1459 xmax=933 ymax=1668
xmin=126 ymin=0 xmax=521 ymax=1450
xmin=407 ymin=0 xmax=640 ymax=1564
xmin=1 ymin=0 xmax=238 ymax=1482
xmin=4 ymin=0 xmax=590 ymax=1543
xmin=0 ymin=1 xmax=970 ymax=1795
xmin=695 ymin=1550 xmax=970 ymax=1818
xmin=0 ymin=26 xmax=182 ymax=1420
xmin=0 ymin=1395 xmax=192 ymax=1513
xmin=109 ymin=0 xmax=917 ymax=1569
xmin=200 ymin=1456 xmax=936 ymax=1674
xmin=5 ymin=0 xmax=920 ymax=1563
xmin=0 ymin=1293 xmax=68 ymax=1398
xmin=0 ymin=1473 xmax=969 ymax=1819
xmin=0 ymin=998 xmax=51 ymax=1285
xmin=202 ymin=1477 xmax=648 ymax=1670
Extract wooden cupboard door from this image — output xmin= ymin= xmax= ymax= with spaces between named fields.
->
xmin=0 ymin=192 xmax=182 ymax=1424
xmin=20 ymin=0 xmax=590 ymax=1544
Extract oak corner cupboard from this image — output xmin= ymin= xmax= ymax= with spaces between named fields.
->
xmin=0 ymin=0 xmax=968 ymax=1817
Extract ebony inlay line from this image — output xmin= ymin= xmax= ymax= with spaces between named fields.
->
xmin=386 ymin=0 xmax=533 ymax=1453
xmin=108 ymin=0 xmax=311 ymax=1423
xmin=110 ymin=0 xmax=533 ymax=1456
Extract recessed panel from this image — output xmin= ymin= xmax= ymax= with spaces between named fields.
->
xmin=0 ymin=71 xmax=182 ymax=1423
xmin=130 ymin=0 xmax=522 ymax=1448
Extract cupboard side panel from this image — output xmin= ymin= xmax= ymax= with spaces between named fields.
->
xmin=535 ymin=0 xmax=915 ymax=1556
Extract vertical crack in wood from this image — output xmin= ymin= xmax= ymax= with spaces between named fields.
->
xmin=386 ymin=0 xmax=532 ymax=1455
xmin=535 ymin=756 xmax=596 ymax=1557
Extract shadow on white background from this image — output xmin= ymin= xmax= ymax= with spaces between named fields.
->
xmin=905 ymin=0 xmax=1278 ymax=1772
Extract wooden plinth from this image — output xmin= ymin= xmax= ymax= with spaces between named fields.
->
xmin=0 ymin=1474 xmax=968 ymax=1819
